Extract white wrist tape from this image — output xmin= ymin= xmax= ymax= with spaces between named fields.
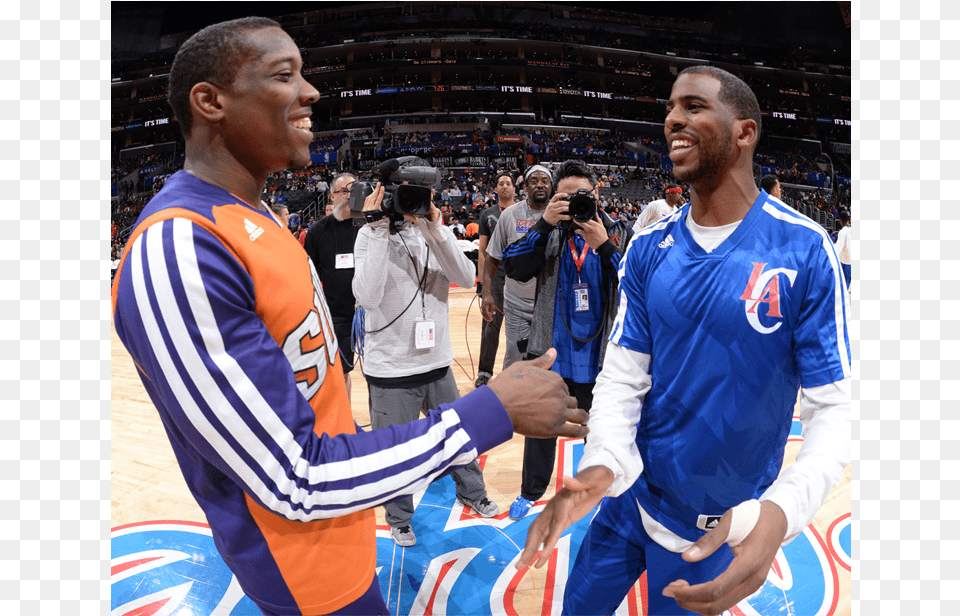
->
xmin=726 ymin=499 xmax=762 ymax=547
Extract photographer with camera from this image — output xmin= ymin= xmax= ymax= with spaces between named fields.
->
xmin=352 ymin=157 xmax=500 ymax=547
xmin=500 ymin=159 xmax=633 ymax=520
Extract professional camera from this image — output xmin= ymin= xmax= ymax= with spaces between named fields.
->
xmin=349 ymin=157 xmax=440 ymax=223
xmin=563 ymin=188 xmax=598 ymax=229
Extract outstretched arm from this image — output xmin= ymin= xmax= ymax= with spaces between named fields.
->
xmin=516 ymin=466 xmax=614 ymax=569
xmin=517 ymin=341 xmax=651 ymax=569
xmin=114 ymin=219 xmax=588 ymax=526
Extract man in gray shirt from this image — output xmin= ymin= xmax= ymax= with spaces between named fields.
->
xmin=481 ymin=165 xmax=554 ymax=370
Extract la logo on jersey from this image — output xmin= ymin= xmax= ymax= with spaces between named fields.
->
xmin=739 ymin=262 xmax=798 ymax=334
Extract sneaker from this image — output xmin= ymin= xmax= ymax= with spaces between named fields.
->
xmin=458 ymin=495 xmax=500 ymax=518
xmin=391 ymin=525 xmax=416 ymax=547
xmin=508 ymin=496 xmax=534 ymax=520
xmin=474 ymin=374 xmax=491 ymax=389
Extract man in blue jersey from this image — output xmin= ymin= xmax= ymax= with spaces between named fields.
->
xmin=518 ymin=66 xmax=851 ymax=616
xmin=111 ymin=17 xmax=589 ymax=616
xmin=500 ymin=160 xmax=633 ymax=521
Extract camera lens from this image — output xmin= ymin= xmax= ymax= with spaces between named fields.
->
xmin=567 ymin=190 xmax=597 ymax=223
xmin=395 ymin=185 xmax=432 ymax=216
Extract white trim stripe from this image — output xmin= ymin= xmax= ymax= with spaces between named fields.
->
xmin=634 ymin=207 xmax=683 ymax=238
xmin=133 ymin=223 xmax=304 ymax=518
xmin=761 ymin=202 xmax=851 ymax=378
xmin=132 ymin=219 xmax=481 ymax=520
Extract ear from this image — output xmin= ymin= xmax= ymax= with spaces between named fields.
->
xmin=735 ymin=118 xmax=759 ymax=151
xmin=189 ymin=82 xmax=226 ymax=126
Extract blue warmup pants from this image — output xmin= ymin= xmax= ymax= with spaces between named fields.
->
xmin=564 ymin=491 xmax=735 ymax=616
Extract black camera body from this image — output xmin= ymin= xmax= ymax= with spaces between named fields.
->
xmin=562 ymin=188 xmax=598 ymax=229
xmin=350 ymin=158 xmax=440 ymax=223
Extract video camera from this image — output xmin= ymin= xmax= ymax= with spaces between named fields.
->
xmin=349 ymin=157 xmax=440 ymax=224
xmin=562 ymin=188 xmax=598 ymax=229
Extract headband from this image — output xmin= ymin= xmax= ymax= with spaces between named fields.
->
xmin=524 ymin=165 xmax=552 ymax=181
xmin=665 ymin=187 xmax=682 ymax=194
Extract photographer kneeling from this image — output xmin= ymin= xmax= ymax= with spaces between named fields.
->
xmin=500 ymin=159 xmax=633 ymax=520
xmin=352 ymin=157 xmax=500 ymax=547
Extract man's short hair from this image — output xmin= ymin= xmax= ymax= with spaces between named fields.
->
xmin=168 ymin=16 xmax=282 ymax=139
xmin=494 ymin=171 xmax=515 ymax=186
xmin=553 ymin=159 xmax=597 ymax=191
xmin=270 ymin=203 xmax=288 ymax=215
xmin=759 ymin=173 xmax=780 ymax=193
xmin=330 ymin=172 xmax=356 ymax=191
xmin=678 ymin=65 xmax=762 ymax=142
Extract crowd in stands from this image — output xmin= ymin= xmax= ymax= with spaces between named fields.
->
xmin=381 ymin=130 xmax=489 ymax=158
xmin=111 ymin=123 xmax=850 ymax=269
xmin=111 ymin=151 xmax=177 ymax=183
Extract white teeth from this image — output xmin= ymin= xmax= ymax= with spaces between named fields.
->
xmin=671 ymin=140 xmax=693 ymax=152
xmin=291 ymin=118 xmax=312 ymax=130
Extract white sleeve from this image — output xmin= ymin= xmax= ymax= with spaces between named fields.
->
xmin=577 ymin=341 xmax=650 ymax=497
xmin=418 ymin=216 xmax=476 ymax=288
xmin=351 ymin=220 xmax=391 ymax=309
xmin=833 ymin=227 xmax=847 ymax=253
xmin=637 ymin=205 xmax=655 ymax=229
xmin=760 ymin=377 xmax=851 ymax=543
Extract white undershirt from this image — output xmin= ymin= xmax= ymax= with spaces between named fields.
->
xmin=685 ymin=210 xmax=742 ymax=253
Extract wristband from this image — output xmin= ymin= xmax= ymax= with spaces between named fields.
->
xmin=364 ymin=210 xmax=388 ymax=223
xmin=726 ymin=499 xmax=761 ymax=547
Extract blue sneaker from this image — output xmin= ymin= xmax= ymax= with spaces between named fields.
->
xmin=509 ymin=496 xmax=534 ymax=520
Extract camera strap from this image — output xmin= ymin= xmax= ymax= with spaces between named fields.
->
xmin=364 ymin=236 xmax=430 ymax=335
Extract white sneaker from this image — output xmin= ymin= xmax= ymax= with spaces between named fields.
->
xmin=391 ymin=525 xmax=416 ymax=547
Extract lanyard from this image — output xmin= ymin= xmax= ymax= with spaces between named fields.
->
xmin=567 ymin=235 xmax=590 ymax=282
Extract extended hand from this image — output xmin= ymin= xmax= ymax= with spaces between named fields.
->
xmin=488 ymin=349 xmax=588 ymax=438
xmin=516 ymin=465 xmax=614 ymax=569
xmin=662 ymin=501 xmax=788 ymax=615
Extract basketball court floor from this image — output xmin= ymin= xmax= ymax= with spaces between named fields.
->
xmin=111 ymin=287 xmax=850 ymax=616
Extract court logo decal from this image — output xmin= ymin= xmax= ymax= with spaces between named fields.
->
xmin=111 ymin=520 xmax=261 ymax=616
xmin=826 ymin=513 xmax=852 ymax=572
xmin=112 ymin=437 xmax=847 ymax=616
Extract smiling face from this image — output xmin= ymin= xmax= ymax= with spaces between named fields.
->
xmin=664 ymin=73 xmax=739 ymax=189
xmin=217 ymin=27 xmax=319 ymax=177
